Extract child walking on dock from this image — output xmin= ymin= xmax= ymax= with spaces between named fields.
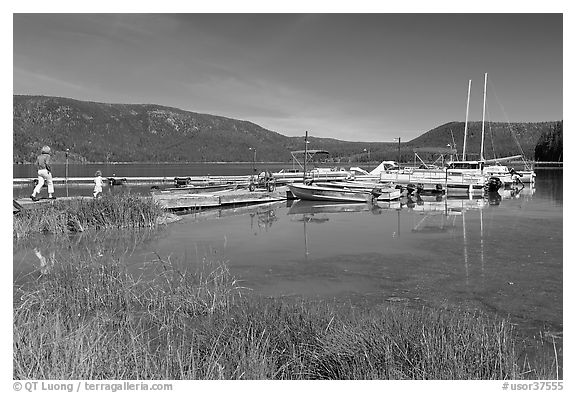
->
xmin=30 ymin=145 xmax=55 ymax=201
xmin=93 ymin=170 xmax=103 ymax=198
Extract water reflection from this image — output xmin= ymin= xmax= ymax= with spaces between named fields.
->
xmin=13 ymin=226 xmax=164 ymax=282
xmin=249 ymin=208 xmax=278 ymax=234
xmin=13 ymin=180 xmax=561 ymax=337
xmin=33 ymin=247 xmax=55 ymax=275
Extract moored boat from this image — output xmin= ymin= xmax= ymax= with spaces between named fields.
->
xmin=376 ymin=186 xmax=402 ymax=201
xmin=311 ymin=180 xmax=401 ymax=200
xmin=288 ymin=183 xmax=378 ymax=202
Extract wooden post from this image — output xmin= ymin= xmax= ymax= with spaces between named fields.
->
xmin=65 ymin=149 xmax=69 ymax=197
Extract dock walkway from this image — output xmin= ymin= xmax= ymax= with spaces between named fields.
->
xmin=14 ymin=186 xmax=291 ymax=213
xmin=151 ymin=186 xmax=290 ymax=210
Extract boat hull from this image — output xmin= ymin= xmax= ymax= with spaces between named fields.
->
xmin=288 ymin=184 xmax=374 ymax=202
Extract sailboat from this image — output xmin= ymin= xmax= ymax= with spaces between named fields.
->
xmin=447 ymin=73 xmax=535 ymax=185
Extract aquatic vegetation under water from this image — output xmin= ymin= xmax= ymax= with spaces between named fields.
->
xmin=13 ymin=253 xmax=560 ymax=380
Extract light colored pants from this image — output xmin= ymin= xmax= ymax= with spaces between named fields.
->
xmin=32 ymin=169 xmax=54 ymax=195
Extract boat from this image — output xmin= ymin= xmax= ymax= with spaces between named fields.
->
xmin=378 ymin=74 xmax=506 ymax=193
xmin=377 ymin=162 xmax=486 ymax=194
xmin=306 ymin=180 xmax=401 ymax=201
xmin=447 ymin=74 xmax=535 ymax=185
xmin=288 ymin=183 xmax=380 ymax=202
xmin=350 ymin=161 xmax=399 ymax=182
xmin=377 ymin=186 xmax=402 ymax=201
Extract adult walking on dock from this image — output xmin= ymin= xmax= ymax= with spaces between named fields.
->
xmin=30 ymin=145 xmax=55 ymax=201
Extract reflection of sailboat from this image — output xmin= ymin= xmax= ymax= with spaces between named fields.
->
xmin=291 ymin=213 xmax=330 ymax=260
xmin=461 ymin=204 xmax=488 ymax=286
xmin=406 ymin=194 xmax=487 ymax=215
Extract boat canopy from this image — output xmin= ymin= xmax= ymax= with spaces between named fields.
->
xmin=412 ymin=147 xmax=457 ymax=168
xmin=447 ymin=161 xmax=484 ymax=170
xmin=289 ymin=150 xmax=330 ymax=170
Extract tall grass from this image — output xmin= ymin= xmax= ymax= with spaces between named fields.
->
xmin=13 ymin=253 xmax=560 ymax=380
xmin=13 ymin=194 xmax=164 ymax=238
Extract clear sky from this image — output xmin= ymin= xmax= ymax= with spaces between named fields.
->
xmin=13 ymin=13 xmax=562 ymax=142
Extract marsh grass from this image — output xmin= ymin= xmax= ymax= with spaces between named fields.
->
xmin=13 ymin=194 xmax=164 ymax=238
xmin=13 ymin=254 xmax=560 ymax=380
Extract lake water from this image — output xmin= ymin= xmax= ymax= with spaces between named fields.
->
xmin=13 ymin=169 xmax=563 ymax=339
xmin=13 ymin=162 xmax=307 ymax=179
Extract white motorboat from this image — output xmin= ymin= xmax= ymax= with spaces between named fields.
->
xmin=288 ymin=183 xmax=378 ymax=202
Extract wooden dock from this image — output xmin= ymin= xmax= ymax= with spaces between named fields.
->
xmin=151 ymin=186 xmax=290 ymax=210
xmin=13 ymin=196 xmax=94 ymax=213
xmin=14 ymin=186 xmax=291 ymax=214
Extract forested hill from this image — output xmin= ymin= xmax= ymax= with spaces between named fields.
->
xmin=13 ymin=95 xmax=395 ymax=163
xmin=13 ymin=95 xmax=561 ymax=163
xmin=406 ymin=121 xmax=562 ymax=162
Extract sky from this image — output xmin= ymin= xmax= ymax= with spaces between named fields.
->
xmin=12 ymin=13 xmax=563 ymax=142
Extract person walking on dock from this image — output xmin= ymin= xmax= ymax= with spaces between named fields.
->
xmin=30 ymin=145 xmax=55 ymax=201
xmin=93 ymin=170 xmax=103 ymax=198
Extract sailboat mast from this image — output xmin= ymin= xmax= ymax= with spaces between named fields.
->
xmin=462 ymin=79 xmax=472 ymax=161
xmin=480 ymin=72 xmax=487 ymax=163
xmin=303 ymin=131 xmax=308 ymax=182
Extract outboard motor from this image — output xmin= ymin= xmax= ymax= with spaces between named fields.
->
xmin=370 ymin=187 xmax=383 ymax=198
xmin=484 ymin=176 xmax=503 ymax=193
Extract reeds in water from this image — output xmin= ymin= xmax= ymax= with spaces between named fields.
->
xmin=13 ymin=253 xmax=561 ymax=380
xmin=13 ymin=194 xmax=164 ymax=238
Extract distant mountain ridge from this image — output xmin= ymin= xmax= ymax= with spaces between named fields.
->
xmin=13 ymin=95 xmax=560 ymax=164
xmin=406 ymin=120 xmax=561 ymax=162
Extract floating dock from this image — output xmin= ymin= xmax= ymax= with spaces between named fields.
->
xmin=14 ymin=187 xmax=291 ymax=212
xmin=151 ymin=186 xmax=290 ymax=210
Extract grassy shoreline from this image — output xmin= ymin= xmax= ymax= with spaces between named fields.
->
xmin=13 ymin=255 xmax=560 ymax=380
xmin=13 ymin=194 xmax=165 ymax=238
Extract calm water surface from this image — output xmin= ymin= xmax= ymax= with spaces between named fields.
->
xmin=13 ymin=169 xmax=563 ymax=337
